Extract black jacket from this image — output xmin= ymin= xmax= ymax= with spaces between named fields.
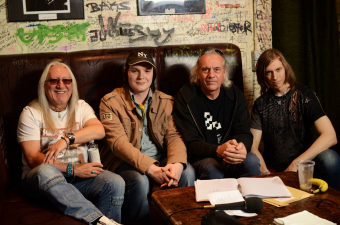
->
xmin=173 ymin=83 xmax=253 ymax=158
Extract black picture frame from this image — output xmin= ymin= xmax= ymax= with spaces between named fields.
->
xmin=138 ymin=0 xmax=206 ymax=15
xmin=8 ymin=0 xmax=84 ymax=22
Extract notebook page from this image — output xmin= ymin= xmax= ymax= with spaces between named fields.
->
xmin=237 ymin=176 xmax=292 ymax=198
xmin=195 ymin=178 xmax=239 ymax=202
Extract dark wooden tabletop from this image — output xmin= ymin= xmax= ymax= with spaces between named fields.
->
xmin=150 ymin=172 xmax=340 ymax=225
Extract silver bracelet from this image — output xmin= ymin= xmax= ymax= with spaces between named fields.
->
xmin=60 ymin=136 xmax=69 ymax=150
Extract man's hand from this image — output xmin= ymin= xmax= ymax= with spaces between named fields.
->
xmin=284 ymin=160 xmax=298 ymax=172
xmin=43 ymin=139 xmax=68 ymax=164
xmin=216 ymin=140 xmax=236 ymax=158
xmin=74 ymin=162 xmax=104 ymax=178
xmin=146 ymin=164 xmax=167 ymax=184
xmin=219 ymin=139 xmax=247 ymax=164
xmin=161 ymin=163 xmax=184 ymax=188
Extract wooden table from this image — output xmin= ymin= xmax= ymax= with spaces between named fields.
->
xmin=150 ymin=172 xmax=340 ymax=224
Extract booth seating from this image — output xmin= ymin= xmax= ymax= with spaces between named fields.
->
xmin=0 ymin=43 xmax=243 ymax=224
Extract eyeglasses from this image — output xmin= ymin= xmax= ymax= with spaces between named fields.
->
xmin=45 ymin=79 xmax=72 ymax=85
xmin=199 ymin=48 xmax=224 ymax=58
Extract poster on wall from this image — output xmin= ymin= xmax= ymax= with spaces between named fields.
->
xmin=8 ymin=0 xmax=84 ymax=22
xmin=22 ymin=0 xmax=71 ymax=15
xmin=138 ymin=0 xmax=206 ymax=15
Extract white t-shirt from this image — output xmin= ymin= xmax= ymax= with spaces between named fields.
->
xmin=17 ymin=100 xmax=97 ymax=179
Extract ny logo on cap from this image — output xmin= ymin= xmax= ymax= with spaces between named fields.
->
xmin=138 ymin=52 xmax=147 ymax=58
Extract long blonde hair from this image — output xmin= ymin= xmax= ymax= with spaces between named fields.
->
xmin=30 ymin=61 xmax=79 ymax=134
xmin=190 ymin=47 xmax=231 ymax=88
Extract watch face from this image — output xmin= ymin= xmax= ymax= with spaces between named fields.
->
xmin=66 ymin=132 xmax=75 ymax=144
xmin=66 ymin=132 xmax=74 ymax=137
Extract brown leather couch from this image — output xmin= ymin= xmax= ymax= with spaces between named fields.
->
xmin=0 ymin=43 xmax=243 ymax=224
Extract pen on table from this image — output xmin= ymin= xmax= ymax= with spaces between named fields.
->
xmin=238 ymin=184 xmax=242 ymax=194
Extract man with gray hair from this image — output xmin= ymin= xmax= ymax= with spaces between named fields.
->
xmin=173 ymin=48 xmax=260 ymax=180
xmin=17 ymin=61 xmax=124 ymax=225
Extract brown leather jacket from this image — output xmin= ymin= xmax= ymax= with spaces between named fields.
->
xmin=99 ymin=87 xmax=187 ymax=174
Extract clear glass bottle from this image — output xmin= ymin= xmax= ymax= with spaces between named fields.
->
xmin=88 ymin=140 xmax=101 ymax=163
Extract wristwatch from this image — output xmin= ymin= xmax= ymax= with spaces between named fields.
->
xmin=65 ymin=132 xmax=75 ymax=145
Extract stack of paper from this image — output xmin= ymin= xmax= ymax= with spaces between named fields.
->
xmin=263 ymin=186 xmax=313 ymax=207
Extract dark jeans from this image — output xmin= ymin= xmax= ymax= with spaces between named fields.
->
xmin=189 ymin=152 xmax=261 ymax=180
xmin=313 ymin=149 xmax=340 ymax=190
xmin=272 ymin=149 xmax=340 ymax=190
xmin=115 ymin=160 xmax=195 ymax=225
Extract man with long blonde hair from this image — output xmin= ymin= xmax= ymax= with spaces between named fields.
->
xmin=17 ymin=61 xmax=124 ymax=225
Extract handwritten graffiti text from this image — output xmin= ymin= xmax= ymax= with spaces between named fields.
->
xmin=89 ymin=14 xmax=175 ymax=46
xmin=16 ymin=23 xmax=90 ymax=44
xmin=86 ymin=1 xmax=130 ymax=12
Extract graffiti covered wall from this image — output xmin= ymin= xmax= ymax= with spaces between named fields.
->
xmin=252 ymin=0 xmax=271 ymax=101
xmin=0 ymin=0 xmax=272 ymax=104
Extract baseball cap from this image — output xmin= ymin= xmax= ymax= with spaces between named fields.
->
xmin=126 ymin=50 xmax=155 ymax=68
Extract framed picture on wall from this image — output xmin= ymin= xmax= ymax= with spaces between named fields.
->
xmin=138 ymin=0 xmax=206 ymax=15
xmin=8 ymin=0 xmax=84 ymax=22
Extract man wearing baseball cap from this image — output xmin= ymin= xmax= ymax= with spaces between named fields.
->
xmin=99 ymin=50 xmax=195 ymax=225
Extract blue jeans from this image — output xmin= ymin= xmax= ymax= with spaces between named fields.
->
xmin=22 ymin=164 xmax=125 ymax=224
xmin=313 ymin=149 xmax=340 ymax=190
xmin=189 ymin=152 xmax=261 ymax=180
xmin=115 ymin=161 xmax=195 ymax=225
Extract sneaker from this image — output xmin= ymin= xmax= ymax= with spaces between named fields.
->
xmin=97 ymin=216 xmax=122 ymax=225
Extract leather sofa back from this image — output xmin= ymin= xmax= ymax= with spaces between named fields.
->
xmin=157 ymin=44 xmax=243 ymax=97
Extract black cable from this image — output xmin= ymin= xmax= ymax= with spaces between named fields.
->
xmin=163 ymin=206 xmax=205 ymax=225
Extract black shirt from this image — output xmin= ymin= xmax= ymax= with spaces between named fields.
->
xmin=198 ymin=87 xmax=229 ymax=145
xmin=251 ymin=85 xmax=325 ymax=171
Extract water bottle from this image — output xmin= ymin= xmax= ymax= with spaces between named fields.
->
xmin=88 ymin=140 xmax=101 ymax=163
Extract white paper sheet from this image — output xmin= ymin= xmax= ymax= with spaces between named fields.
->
xmin=208 ymin=190 xmax=257 ymax=217
xmin=274 ymin=210 xmax=336 ymax=225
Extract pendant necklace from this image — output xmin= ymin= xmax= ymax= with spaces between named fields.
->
xmin=50 ymin=106 xmax=67 ymax=118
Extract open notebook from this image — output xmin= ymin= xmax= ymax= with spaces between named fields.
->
xmin=195 ymin=176 xmax=292 ymax=202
